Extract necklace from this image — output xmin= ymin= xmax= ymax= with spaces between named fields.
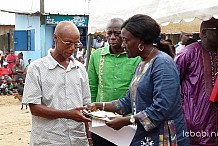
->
xmin=142 ymin=47 xmax=155 ymax=61
xmin=138 ymin=61 xmax=145 ymax=73
xmin=138 ymin=47 xmax=156 ymax=73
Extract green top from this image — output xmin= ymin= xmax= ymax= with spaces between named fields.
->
xmin=7 ymin=84 xmax=13 ymax=90
xmin=88 ymin=45 xmax=140 ymax=102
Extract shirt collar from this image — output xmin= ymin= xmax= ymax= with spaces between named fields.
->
xmin=47 ymin=49 xmax=79 ymax=70
xmin=100 ymin=45 xmax=126 ymax=56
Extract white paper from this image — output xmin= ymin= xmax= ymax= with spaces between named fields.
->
xmin=90 ymin=119 xmax=137 ymax=146
xmin=91 ymin=118 xmax=106 ymax=127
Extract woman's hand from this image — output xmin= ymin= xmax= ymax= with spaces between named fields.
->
xmin=105 ymin=117 xmax=130 ymax=130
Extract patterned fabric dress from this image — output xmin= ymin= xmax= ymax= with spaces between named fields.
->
xmin=113 ymin=51 xmax=189 ymax=146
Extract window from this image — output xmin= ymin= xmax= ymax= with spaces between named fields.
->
xmin=14 ymin=29 xmax=35 ymax=51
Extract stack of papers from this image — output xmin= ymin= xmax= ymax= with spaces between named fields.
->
xmin=82 ymin=110 xmax=122 ymax=121
xmin=90 ymin=116 xmax=137 ymax=146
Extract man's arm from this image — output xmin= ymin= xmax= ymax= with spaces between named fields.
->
xmin=12 ymin=65 xmax=17 ymax=74
xmin=29 ymin=103 xmax=90 ymax=122
xmin=23 ymin=62 xmax=90 ymax=122
xmin=17 ymin=66 xmax=25 ymax=73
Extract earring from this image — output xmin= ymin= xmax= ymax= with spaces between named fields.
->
xmin=138 ymin=44 xmax=144 ymax=51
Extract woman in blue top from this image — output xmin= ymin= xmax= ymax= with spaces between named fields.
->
xmin=87 ymin=14 xmax=189 ymax=146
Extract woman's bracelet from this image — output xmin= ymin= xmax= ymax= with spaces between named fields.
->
xmin=102 ymin=102 xmax=105 ymax=111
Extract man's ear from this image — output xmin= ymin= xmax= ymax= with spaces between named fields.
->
xmin=199 ymin=32 xmax=202 ymax=38
xmin=199 ymin=30 xmax=206 ymax=39
xmin=201 ymin=29 xmax=207 ymax=38
xmin=53 ymin=34 xmax=58 ymax=41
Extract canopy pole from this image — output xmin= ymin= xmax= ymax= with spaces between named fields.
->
xmin=85 ymin=34 xmax=92 ymax=70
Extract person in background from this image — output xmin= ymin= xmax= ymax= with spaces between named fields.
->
xmin=78 ymin=56 xmax=85 ymax=64
xmin=174 ymin=32 xmax=193 ymax=54
xmin=16 ymin=77 xmax=24 ymax=96
xmin=155 ymin=36 xmax=175 ymax=58
xmin=0 ymin=50 xmax=8 ymax=67
xmin=6 ymin=49 xmax=18 ymax=77
xmin=87 ymin=17 xmax=140 ymax=146
xmin=81 ymin=37 xmax=86 ymax=49
xmin=4 ymin=50 xmax=9 ymax=60
xmin=18 ymin=52 xmax=24 ymax=67
xmin=23 ymin=59 xmax=32 ymax=80
xmin=165 ymin=38 xmax=173 ymax=45
xmin=22 ymin=21 xmax=92 ymax=146
xmin=6 ymin=78 xmax=14 ymax=95
xmin=0 ymin=78 xmax=7 ymax=95
xmin=175 ymin=17 xmax=218 ymax=145
xmin=165 ymin=38 xmax=176 ymax=55
xmin=185 ymin=38 xmax=198 ymax=46
xmin=0 ymin=49 xmax=3 ymax=56
xmin=101 ymin=37 xmax=109 ymax=47
xmin=25 ymin=59 xmax=32 ymax=69
xmin=12 ymin=79 xmax=18 ymax=93
xmin=74 ymin=42 xmax=86 ymax=61
xmin=74 ymin=42 xmax=87 ymax=66
xmin=14 ymin=77 xmax=27 ymax=110
xmin=0 ymin=62 xmax=10 ymax=77
xmin=93 ymin=35 xmax=103 ymax=49
xmin=2 ymin=74 xmax=12 ymax=82
xmin=0 ymin=50 xmax=3 ymax=67
xmin=12 ymin=59 xmax=25 ymax=82
xmin=87 ymin=14 xmax=189 ymax=146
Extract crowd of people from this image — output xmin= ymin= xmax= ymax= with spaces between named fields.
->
xmin=0 ymin=14 xmax=217 ymax=146
xmin=0 ymin=49 xmax=30 ymax=109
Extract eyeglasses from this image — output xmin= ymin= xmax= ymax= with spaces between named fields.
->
xmin=202 ymin=27 xmax=218 ymax=34
xmin=203 ymin=28 xmax=217 ymax=30
xmin=56 ymin=35 xmax=81 ymax=48
xmin=202 ymin=27 xmax=218 ymax=32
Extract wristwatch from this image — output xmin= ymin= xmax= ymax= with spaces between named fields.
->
xmin=130 ymin=115 xmax=135 ymax=125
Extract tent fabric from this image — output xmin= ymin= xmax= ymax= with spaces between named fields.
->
xmin=87 ymin=0 xmax=218 ymax=33
xmin=161 ymin=18 xmax=202 ymax=34
xmin=0 ymin=0 xmax=218 ymax=33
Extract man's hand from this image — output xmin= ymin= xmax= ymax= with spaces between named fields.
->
xmin=68 ymin=107 xmax=91 ymax=122
xmin=29 ymin=104 xmax=92 ymax=122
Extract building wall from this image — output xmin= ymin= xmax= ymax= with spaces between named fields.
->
xmin=0 ymin=25 xmax=14 ymax=35
xmin=14 ymin=14 xmax=89 ymax=66
xmin=15 ymin=14 xmax=41 ymax=65
xmin=0 ymin=25 xmax=15 ymax=53
xmin=41 ymin=25 xmax=54 ymax=57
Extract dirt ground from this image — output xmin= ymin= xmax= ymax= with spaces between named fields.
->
xmin=0 ymin=95 xmax=31 ymax=146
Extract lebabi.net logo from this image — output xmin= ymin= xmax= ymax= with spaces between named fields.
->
xmin=183 ymin=130 xmax=218 ymax=138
